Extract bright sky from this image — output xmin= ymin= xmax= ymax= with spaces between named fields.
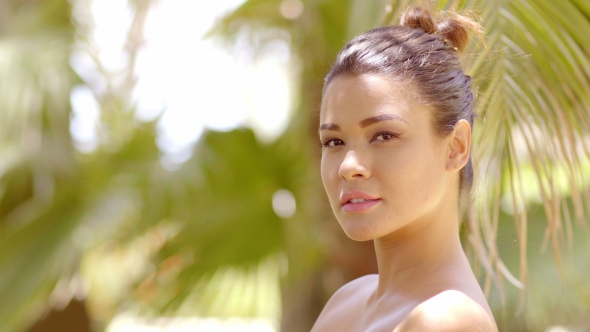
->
xmin=70 ymin=0 xmax=293 ymax=165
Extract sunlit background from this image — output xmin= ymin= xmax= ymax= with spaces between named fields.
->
xmin=1 ymin=0 xmax=590 ymax=331
xmin=70 ymin=0 xmax=293 ymax=163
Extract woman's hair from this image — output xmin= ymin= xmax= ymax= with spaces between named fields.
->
xmin=323 ymin=7 xmax=483 ymax=195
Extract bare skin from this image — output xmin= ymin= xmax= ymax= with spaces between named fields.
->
xmin=313 ymin=74 xmax=497 ymax=332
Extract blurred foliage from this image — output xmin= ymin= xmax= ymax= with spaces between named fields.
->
xmin=0 ymin=0 xmax=590 ymax=332
xmin=488 ymin=200 xmax=590 ymax=331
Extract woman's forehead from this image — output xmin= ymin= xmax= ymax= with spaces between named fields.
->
xmin=320 ymin=74 xmax=424 ymax=125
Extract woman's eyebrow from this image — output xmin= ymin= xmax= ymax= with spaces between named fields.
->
xmin=319 ymin=123 xmax=340 ymax=131
xmin=319 ymin=114 xmax=406 ymax=132
xmin=359 ymin=114 xmax=407 ymax=128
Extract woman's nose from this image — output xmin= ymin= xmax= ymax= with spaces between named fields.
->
xmin=338 ymin=150 xmax=370 ymax=180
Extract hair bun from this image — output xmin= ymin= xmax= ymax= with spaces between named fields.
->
xmin=400 ymin=7 xmax=436 ymax=34
xmin=401 ymin=7 xmax=484 ymax=54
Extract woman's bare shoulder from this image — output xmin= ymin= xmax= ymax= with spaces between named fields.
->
xmin=330 ymin=274 xmax=378 ymax=300
xmin=393 ymin=290 xmax=497 ymax=332
xmin=311 ymin=274 xmax=378 ymax=331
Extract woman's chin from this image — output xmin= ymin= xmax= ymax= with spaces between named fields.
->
xmin=341 ymin=227 xmax=379 ymax=242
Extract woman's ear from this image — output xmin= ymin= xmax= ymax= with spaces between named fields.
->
xmin=446 ymin=119 xmax=471 ymax=172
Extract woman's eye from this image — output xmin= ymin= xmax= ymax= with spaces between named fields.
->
xmin=372 ymin=132 xmax=398 ymax=142
xmin=320 ymin=138 xmax=344 ymax=148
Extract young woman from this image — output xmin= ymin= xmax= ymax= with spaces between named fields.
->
xmin=312 ymin=7 xmax=498 ymax=332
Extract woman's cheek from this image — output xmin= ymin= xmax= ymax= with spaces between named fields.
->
xmin=321 ymin=157 xmax=340 ymax=199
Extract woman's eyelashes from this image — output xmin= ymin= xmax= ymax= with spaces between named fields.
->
xmin=319 ymin=138 xmax=344 ymax=148
xmin=320 ymin=131 xmax=400 ymax=148
xmin=371 ymin=131 xmax=400 ymax=142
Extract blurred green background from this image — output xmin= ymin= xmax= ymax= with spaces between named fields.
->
xmin=1 ymin=0 xmax=590 ymax=331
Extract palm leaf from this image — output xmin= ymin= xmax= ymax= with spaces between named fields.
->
xmin=0 ymin=0 xmax=164 ymax=330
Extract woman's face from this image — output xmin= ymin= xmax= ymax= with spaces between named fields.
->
xmin=319 ymin=74 xmax=453 ymax=241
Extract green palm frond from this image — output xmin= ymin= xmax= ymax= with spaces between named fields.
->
xmin=135 ymin=124 xmax=322 ymax=313
xmin=445 ymin=0 xmax=590 ymax=306
xmin=0 ymin=1 xmax=78 ymax=328
xmin=0 ymin=0 xmax=163 ymax=330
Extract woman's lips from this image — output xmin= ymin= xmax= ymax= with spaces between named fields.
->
xmin=341 ymin=199 xmax=382 ymax=212
xmin=340 ymin=190 xmax=379 ymax=204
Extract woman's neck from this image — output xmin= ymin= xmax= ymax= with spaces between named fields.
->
xmin=371 ymin=206 xmax=467 ymax=299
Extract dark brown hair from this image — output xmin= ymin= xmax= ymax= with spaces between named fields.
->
xmin=323 ymin=7 xmax=482 ymax=194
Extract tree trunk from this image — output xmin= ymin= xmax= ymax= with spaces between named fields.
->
xmin=27 ymin=299 xmax=91 ymax=332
